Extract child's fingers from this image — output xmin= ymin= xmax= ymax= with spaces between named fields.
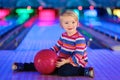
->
xmin=56 ymin=63 xmax=61 ymax=67
xmin=56 ymin=61 xmax=63 ymax=68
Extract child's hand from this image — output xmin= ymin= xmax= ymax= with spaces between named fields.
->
xmin=56 ymin=58 xmax=70 ymax=68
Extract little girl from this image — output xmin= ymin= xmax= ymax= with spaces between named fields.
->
xmin=12 ymin=10 xmax=94 ymax=78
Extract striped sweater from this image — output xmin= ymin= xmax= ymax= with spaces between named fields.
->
xmin=51 ymin=31 xmax=88 ymax=67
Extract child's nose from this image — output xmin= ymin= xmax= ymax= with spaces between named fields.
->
xmin=68 ymin=23 xmax=73 ymax=26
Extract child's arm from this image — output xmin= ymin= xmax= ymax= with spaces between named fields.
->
xmin=50 ymin=36 xmax=63 ymax=53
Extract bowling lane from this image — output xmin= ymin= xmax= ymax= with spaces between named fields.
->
xmin=1 ymin=9 xmax=120 ymax=80
xmin=94 ymin=20 xmax=120 ymax=39
xmin=80 ymin=18 xmax=120 ymax=40
xmin=0 ymin=18 xmax=18 ymax=37
xmin=16 ymin=20 xmax=64 ymax=51
xmin=16 ymin=19 xmax=109 ymax=51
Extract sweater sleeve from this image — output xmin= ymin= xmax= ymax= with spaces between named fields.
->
xmin=50 ymin=36 xmax=63 ymax=53
xmin=70 ymin=36 xmax=88 ymax=67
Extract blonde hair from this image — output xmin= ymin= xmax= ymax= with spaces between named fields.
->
xmin=60 ymin=10 xmax=78 ymax=22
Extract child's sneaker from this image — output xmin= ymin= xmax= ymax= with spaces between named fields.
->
xmin=12 ymin=63 xmax=24 ymax=71
xmin=84 ymin=67 xmax=94 ymax=78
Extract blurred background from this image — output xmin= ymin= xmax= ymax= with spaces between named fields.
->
xmin=1 ymin=0 xmax=120 ymax=80
xmin=0 ymin=0 xmax=120 ymax=50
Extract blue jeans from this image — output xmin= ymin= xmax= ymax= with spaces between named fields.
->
xmin=17 ymin=63 xmax=85 ymax=76
xmin=55 ymin=63 xmax=84 ymax=76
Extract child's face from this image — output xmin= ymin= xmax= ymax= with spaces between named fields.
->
xmin=60 ymin=16 xmax=78 ymax=35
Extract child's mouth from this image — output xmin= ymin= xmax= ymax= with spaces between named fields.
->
xmin=68 ymin=28 xmax=73 ymax=30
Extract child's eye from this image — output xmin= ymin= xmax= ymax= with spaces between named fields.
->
xmin=65 ymin=22 xmax=68 ymax=24
xmin=72 ymin=21 xmax=75 ymax=24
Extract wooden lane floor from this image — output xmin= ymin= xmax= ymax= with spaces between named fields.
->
xmin=0 ymin=48 xmax=120 ymax=80
xmin=79 ymin=26 xmax=120 ymax=51
xmin=1 ymin=19 xmax=120 ymax=80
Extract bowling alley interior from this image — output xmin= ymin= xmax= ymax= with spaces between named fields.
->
xmin=0 ymin=0 xmax=120 ymax=80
